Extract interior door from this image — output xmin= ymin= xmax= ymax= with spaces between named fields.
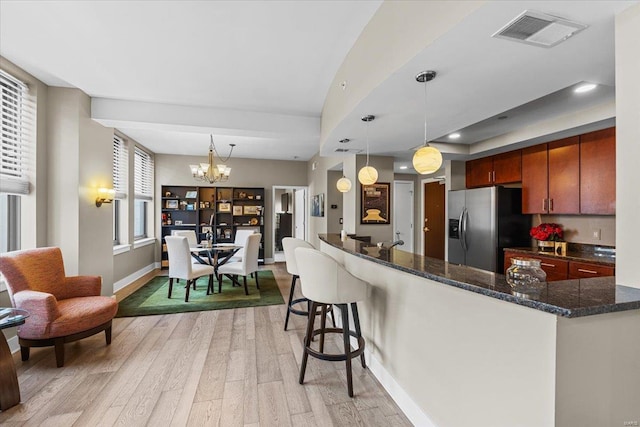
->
xmin=393 ymin=181 xmax=414 ymax=253
xmin=424 ymin=181 xmax=445 ymax=260
xmin=294 ymin=189 xmax=306 ymax=240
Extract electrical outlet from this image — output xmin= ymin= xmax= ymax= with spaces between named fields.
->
xmin=592 ymin=229 xmax=601 ymax=240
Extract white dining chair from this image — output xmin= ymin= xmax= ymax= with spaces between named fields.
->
xmin=171 ymin=229 xmax=210 ymax=264
xmin=227 ymin=229 xmax=256 ymax=263
xmin=165 ymin=236 xmax=215 ymax=301
xmin=217 ymin=233 xmax=261 ymax=295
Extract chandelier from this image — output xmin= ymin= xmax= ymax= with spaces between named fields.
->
xmin=189 ymin=135 xmax=235 ymax=184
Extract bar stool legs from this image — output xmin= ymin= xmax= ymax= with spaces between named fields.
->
xmin=299 ymin=301 xmax=366 ymax=397
xmin=284 ymin=275 xmax=309 ymax=331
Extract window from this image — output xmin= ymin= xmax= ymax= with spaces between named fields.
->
xmin=112 ymin=135 xmax=127 ymax=245
xmin=1 ymin=70 xmax=32 ymax=253
xmin=134 ymin=146 xmax=153 ymax=239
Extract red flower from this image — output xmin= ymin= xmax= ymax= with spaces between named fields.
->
xmin=529 ymin=223 xmax=563 ymax=241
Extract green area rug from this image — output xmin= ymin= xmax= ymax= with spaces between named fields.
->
xmin=116 ymin=270 xmax=284 ymax=317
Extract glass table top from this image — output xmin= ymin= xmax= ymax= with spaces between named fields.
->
xmin=0 ymin=307 xmax=29 ymax=329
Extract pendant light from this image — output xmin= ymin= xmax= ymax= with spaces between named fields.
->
xmin=412 ymin=70 xmax=443 ymax=175
xmin=358 ymin=115 xmax=378 ymax=185
xmin=336 ymin=176 xmax=352 ymax=192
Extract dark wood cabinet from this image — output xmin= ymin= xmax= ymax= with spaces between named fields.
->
xmin=522 ymin=137 xmax=580 ymax=214
xmin=466 ymin=157 xmax=493 ymax=188
xmin=522 ymin=144 xmax=548 ymax=214
xmin=547 ymin=136 xmax=580 ymax=214
xmin=504 ymin=250 xmax=614 ymax=282
xmin=466 ymin=150 xmax=522 ymax=188
xmin=580 ymin=127 xmax=616 ymax=214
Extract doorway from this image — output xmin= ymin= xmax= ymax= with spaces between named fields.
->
xmin=423 ymin=181 xmax=445 ymax=259
xmin=272 ymin=186 xmax=307 ymax=262
xmin=393 ymin=180 xmax=414 ymax=253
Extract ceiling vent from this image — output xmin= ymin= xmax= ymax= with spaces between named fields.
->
xmin=334 ymin=148 xmax=362 ymax=153
xmin=492 ymin=10 xmax=587 ymax=48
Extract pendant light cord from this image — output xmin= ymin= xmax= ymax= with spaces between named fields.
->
xmin=423 ymin=79 xmax=428 ymax=146
xmin=365 ymin=119 xmax=370 ymax=166
xmin=210 ymin=134 xmax=234 ymax=163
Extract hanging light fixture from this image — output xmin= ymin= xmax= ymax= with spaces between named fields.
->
xmin=358 ymin=115 xmax=378 ymax=185
xmin=412 ymin=70 xmax=443 ymax=175
xmin=337 ymin=176 xmax=352 ymax=192
xmin=189 ymin=135 xmax=235 ymax=184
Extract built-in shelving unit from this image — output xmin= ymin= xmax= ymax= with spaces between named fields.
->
xmin=160 ymin=185 xmax=265 ymax=268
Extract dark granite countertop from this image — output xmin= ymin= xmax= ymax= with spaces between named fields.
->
xmin=504 ymin=247 xmax=615 ymax=266
xmin=319 ymin=234 xmax=640 ymax=318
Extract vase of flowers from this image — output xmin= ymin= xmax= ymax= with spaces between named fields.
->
xmin=530 ymin=223 xmax=564 ymax=253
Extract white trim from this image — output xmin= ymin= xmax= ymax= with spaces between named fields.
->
xmin=112 ymin=262 xmax=158 ymax=292
xmin=365 ymin=349 xmax=436 ymax=427
xmin=133 ymin=237 xmax=155 ymax=249
xmin=8 ymin=335 xmax=19 ymax=354
xmin=113 ymin=243 xmax=131 ymax=255
xmin=393 ymin=180 xmax=415 ymax=253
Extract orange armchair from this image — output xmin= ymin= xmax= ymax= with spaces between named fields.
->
xmin=0 ymin=247 xmax=118 ymax=367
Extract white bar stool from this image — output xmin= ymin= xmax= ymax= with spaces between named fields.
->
xmin=282 ymin=238 xmax=314 ymax=330
xmin=295 ymin=247 xmax=368 ymax=397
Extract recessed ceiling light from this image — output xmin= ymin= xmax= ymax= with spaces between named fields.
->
xmin=448 ymin=133 xmax=461 ymax=139
xmin=574 ymin=83 xmax=597 ymax=93
xmin=399 ymin=166 xmax=408 ymax=170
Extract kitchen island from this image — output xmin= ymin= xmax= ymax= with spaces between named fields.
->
xmin=319 ymin=234 xmax=640 ymax=427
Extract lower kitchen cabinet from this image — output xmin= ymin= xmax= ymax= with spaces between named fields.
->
xmin=503 ymin=250 xmax=615 ymax=282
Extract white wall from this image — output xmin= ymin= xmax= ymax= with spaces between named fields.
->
xmin=615 ymin=3 xmax=640 ymax=288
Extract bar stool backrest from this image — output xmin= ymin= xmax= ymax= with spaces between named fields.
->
xmin=295 ymin=248 xmax=368 ymax=304
xmin=282 ymin=238 xmax=314 ymax=276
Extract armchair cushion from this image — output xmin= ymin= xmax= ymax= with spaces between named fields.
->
xmin=64 ymin=275 xmax=102 ymax=297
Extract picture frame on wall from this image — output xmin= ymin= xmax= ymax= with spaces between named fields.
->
xmin=361 ymin=182 xmax=390 ymax=224
xmin=311 ymin=193 xmax=324 ymax=217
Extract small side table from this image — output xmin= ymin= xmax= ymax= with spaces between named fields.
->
xmin=0 ymin=308 xmax=29 ymax=411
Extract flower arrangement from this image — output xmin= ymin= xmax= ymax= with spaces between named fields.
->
xmin=530 ymin=223 xmax=563 ymax=241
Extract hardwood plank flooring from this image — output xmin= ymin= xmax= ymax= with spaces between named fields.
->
xmin=0 ymin=263 xmax=412 ymax=426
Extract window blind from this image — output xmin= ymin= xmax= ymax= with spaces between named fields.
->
xmin=134 ymin=146 xmax=153 ymax=200
xmin=113 ymin=135 xmax=128 ymax=199
xmin=1 ymin=70 xmax=33 ymax=194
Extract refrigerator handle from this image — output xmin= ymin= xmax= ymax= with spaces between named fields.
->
xmin=461 ymin=208 xmax=468 ymax=252
xmin=457 ymin=210 xmax=465 ymax=251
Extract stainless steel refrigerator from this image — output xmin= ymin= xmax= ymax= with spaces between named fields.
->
xmin=447 ymin=187 xmax=531 ymax=273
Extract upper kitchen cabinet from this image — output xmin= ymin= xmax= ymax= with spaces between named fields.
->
xmin=522 ymin=136 xmax=580 ymax=214
xmin=580 ymin=127 xmax=616 ymax=215
xmin=466 ymin=150 xmax=522 ymax=188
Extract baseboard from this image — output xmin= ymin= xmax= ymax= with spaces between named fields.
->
xmin=365 ymin=349 xmax=436 ymax=427
xmin=8 ymin=335 xmax=19 ymax=354
xmin=333 ymin=312 xmax=433 ymax=426
xmin=113 ymin=262 xmax=160 ymax=301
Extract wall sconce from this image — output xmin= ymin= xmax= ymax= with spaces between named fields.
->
xmin=96 ymin=187 xmax=116 ymax=207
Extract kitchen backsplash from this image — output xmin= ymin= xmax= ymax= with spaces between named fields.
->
xmin=532 ymin=214 xmax=615 ymax=247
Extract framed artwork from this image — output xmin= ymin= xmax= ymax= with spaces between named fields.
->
xmin=361 ymin=183 xmax=390 ymax=224
xmin=185 ymin=191 xmax=197 ymax=199
xmin=233 ymin=205 xmax=243 ymax=215
xmin=165 ymin=200 xmax=178 ymax=209
xmin=201 ymin=226 xmax=212 ymax=234
xmin=219 ymin=202 xmax=231 ymax=212
xmin=243 ymin=205 xmax=260 ymax=215
xmin=311 ymin=193 xmax=324 ymax=217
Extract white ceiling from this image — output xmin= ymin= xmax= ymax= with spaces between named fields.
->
xmin=1 ymin=1 xmax=636 ymax=171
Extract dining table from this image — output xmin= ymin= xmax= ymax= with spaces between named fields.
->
xmin=189 ymin=243 xmax=243 ymax=275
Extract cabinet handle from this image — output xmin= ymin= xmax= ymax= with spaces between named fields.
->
xmin=492 ymin=170 xmax=496 ymax=182
xmin=488 ymin=172 xmax=492 ymax=182
xmin=577 ymin=268 xmax=598 ymax=274
xmin=549 ymin=198 xmax=554 ymax=211
xmin=542 ymin=199 xmax=547 ymax=211
xmin=540 ymin=262 xmax=556 ymax=267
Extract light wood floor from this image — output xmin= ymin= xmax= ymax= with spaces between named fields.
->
xmin=0 ymin=263 xmax=412 ymax=426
